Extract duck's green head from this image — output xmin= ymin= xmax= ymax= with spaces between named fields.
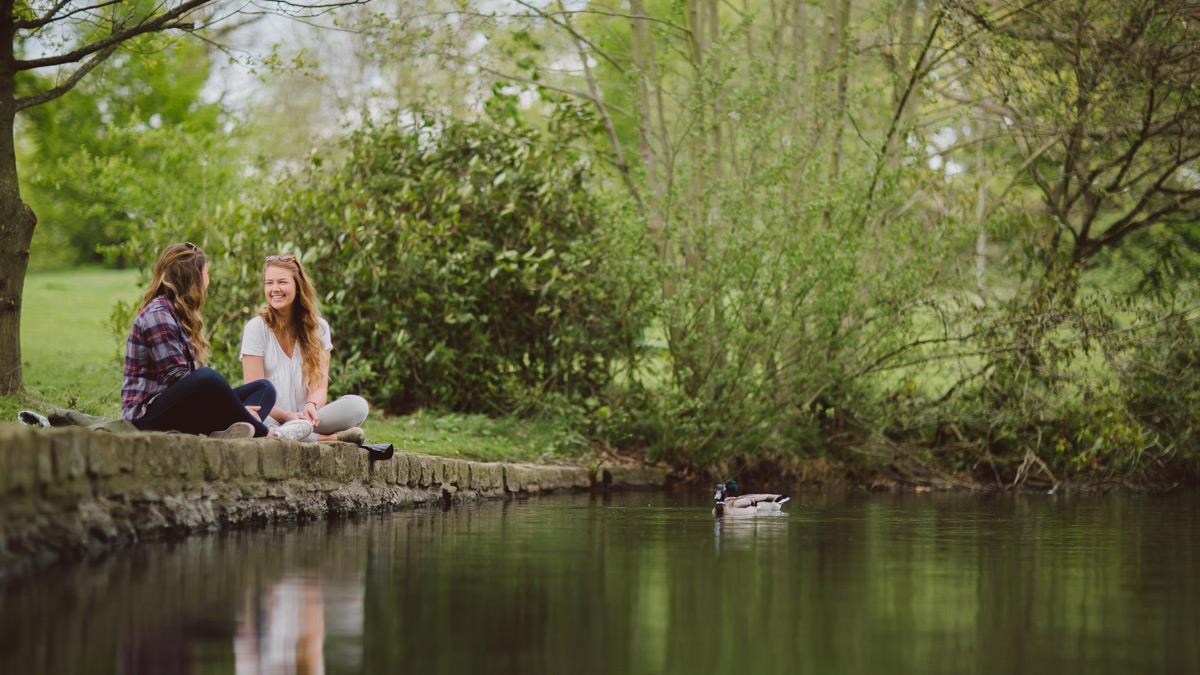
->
xmin=713 ymin=480 xmax=740 ymax=501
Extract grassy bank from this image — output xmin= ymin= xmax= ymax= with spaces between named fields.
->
xmin=2 ymin=268 xmax=138 ymax=419
xmin=1 ymin=268 xmax=585 ymax=464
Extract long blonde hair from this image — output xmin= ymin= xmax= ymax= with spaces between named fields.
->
xmin=258 ymin=255 xmax=325 ymax=390
xmin=142 ymin=242 xmax=210 ymax=365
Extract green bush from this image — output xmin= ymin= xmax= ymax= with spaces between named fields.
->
xmin=194 ymin=111 xmax=649 ymax=415
xmin=1118 ymin=311 xmax=1200 ymax=468
xmin=881 ymin=283 xmax=1200 ymax=485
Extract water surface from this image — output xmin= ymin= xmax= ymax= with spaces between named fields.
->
xmin=2 ymin=490 xmax=1197 ymax=674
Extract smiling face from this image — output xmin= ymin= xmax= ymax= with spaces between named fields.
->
xmin=263 ymin=265 xmax=297 ymax=312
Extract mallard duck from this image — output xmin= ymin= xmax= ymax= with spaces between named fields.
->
xmin=712 ymin=479 xmax=790 ymax=517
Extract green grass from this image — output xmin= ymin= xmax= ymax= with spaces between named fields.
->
xmin=365 ymin=410 xmax=588 ymax=463
xmin=1 ymin=267 xmax=588 ymax=464
xmin=0 ymin=267 xmax=141 ymax=422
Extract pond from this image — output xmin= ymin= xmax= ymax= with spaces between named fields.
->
xmin=1 ymin=490 xmax=1197 ymax=674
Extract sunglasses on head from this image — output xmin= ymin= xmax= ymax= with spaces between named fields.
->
xmin=265 ymin=254 xmax=296 ymax=264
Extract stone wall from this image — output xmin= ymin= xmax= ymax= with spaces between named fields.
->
xmin=0 ymin=425 xmax=666 ymax=578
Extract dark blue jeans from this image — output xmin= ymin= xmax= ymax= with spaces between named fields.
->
xmin=134 ymin=367 xmax=276 ymax=437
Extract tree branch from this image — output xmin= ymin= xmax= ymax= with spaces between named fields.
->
xmin=1091 ymin=190 xmax=1200 ymax=254
xmin=252 ymin=0 xmax=367 ymax=11
xmin=16 ymin=0 xmax=366 ymax=71
xmin=859 ymin=302 xmax=1200 ymax=376
xmin=15 ymin=0 xmax=72 ymax=28
xmin=16 ymin=0 xmax=127 ymax=30
xmin=511 ymin=0 xmax=624 ymax=73
xmin=864 ymin=3 xmax=945 ymax=213
xmin=556 ymin=0 xmax=644 ymax=211
xmin=15 ymin=0 xmax=212 ymax=70
xmin=14 ymin=42 xmax=120 ymax=111
xmin=1091 ymin=146 xmax=1200 ymax=250
xmin=1089 ymin=79 xmax=1159 ymax=196
xmin=981 ymin=136 xmax=1057 ymax=221
xmin=545 ymin=7 xmax=689 ymax=36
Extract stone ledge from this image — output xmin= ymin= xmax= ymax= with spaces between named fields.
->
xmin=0 ymin=426 xmax=666 ymax=578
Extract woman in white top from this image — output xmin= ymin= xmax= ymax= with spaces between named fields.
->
xmin=241 ymin=254 xmax=369 ymax=443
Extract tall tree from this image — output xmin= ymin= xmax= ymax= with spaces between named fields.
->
xmin=0 ymin=0 xmax=365 ymax=394
xmin=954 ymin=0 xmax=1200 ymax=277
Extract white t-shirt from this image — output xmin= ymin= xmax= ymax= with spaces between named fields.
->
xmin=240 ymin=315 xmax=333 ymax=413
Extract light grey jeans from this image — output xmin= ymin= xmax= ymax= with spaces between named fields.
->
xmin=266 ymin=394 xmax=369 ymax=438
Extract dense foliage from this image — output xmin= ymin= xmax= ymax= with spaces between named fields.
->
xmin=192 ymin=111 xmax=650 ymax=415
xmin=17 ymin=37 xmax=242 ymax=269
xmin=609 ymin=104 xmax=963 ymax=470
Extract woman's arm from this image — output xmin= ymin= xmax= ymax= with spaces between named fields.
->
xmin=242 ymin=355 xmax=293 ymax=423
xmin=310 ymin=348 xmax=331 ymax=406
xmin=300 ymin=349 xmax=331 ymax=424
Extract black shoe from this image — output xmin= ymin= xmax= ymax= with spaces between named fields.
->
xmin=362 ymin=442 xmax=394 ymax=461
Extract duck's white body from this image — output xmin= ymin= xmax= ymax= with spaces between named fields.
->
xmin=713 ymin=493 xmax=790 ymax=517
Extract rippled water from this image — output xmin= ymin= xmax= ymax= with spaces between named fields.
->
xmin=2 ymin=490 xmax=1197 ymax=674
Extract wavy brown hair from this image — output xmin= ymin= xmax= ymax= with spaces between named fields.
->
xmin=142 ymin=242 xmax=210 ymax=365
xmin=258 ymin=255 xmax=325 ymax=391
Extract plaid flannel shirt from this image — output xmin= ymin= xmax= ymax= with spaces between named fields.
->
xmin=121 ymin=295 xmax=196 ymax=420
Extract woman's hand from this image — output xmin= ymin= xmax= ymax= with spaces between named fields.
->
xmin=245 ymin=405 xmax=262 ymax=422
xmin=301 ymin=401 xmax=321 ymax=427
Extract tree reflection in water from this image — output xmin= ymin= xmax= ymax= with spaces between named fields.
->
xmin=2 ymin=492 xmax=1199 ymax=675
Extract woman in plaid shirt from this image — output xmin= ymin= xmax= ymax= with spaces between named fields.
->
xmin=121 ymin=242 xmax=286 ymax=439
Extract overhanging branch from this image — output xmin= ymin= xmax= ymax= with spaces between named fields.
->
xmin=15 ymin=42 xmax=120 ymax=111
xmin=1092 ymin=190 xmax=1200 ymax=253
xmin=15 ymin=0 xmax=212 ymax=70
xmin=14 ymin=0 xmax=368 ymax=71
xmin=16 ymin=0 xmax=127 ymax=30
xmin=864 ymin=3 xmax=945 ymax=212
xmin=1092 ymin=147 xmax=1200 ymax=245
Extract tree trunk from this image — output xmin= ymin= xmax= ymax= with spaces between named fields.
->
xmin=894 ymin=0 xmax=917 ymax=101
xmin=791 ymin=0 xmax=808 ymax=101
xmin=629 ymin=0 xmax=667 ymax=259
xmin=827 ymin=0 xmax=851 ymax=187
xmin=885 ymin=0 xmax=918 ymax=167
xmin=683 ymin=0 xmax=707 ymax=269
xmin=974 ymin=118 xmax=989 ymax=298
xmin=0 ymin=65 xmax=35 ymax=394
xmin=975 ymin=229 xmax=988 ymax=295
xmin=707 ymin=0 xmax=722 ymax=186
xmin=818 ymin=0 xmax=837 ymax=89
xmin=788 ymin=0 xmax=808 ymax=202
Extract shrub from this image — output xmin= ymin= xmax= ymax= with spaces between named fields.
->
xmin=195 ymin=111 xmax=650 ymax=414
xmin=1118 ymin=310 xmax=1200 ymax=469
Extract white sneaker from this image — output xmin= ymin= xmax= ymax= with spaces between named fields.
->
xmin=17 ymin=410 xmax=50 ymax=428
xmin=275 ymin=419 xmax=314 ymax=441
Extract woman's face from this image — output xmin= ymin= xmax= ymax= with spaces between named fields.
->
xmin=264 ymin=265 xmax=297 ymax=312
xmin=201 ymin=264 xmax=210 ymax=294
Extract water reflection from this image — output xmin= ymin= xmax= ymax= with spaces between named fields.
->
xmin=118 ymin=624 xmax=203 ymax=675
xmin=1 ymin=491 xmax=1198 ymax=675
xmin=234 ymin=577 xmax=325 ymax=675
xmin=713 ymin=512 xmax=789 ymax=553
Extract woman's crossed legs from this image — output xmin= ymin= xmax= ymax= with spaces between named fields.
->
xmin=136 ymin=367 xmax=276 ymax=437
xmin=311 ymin=395 xmax=369 ymax=441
